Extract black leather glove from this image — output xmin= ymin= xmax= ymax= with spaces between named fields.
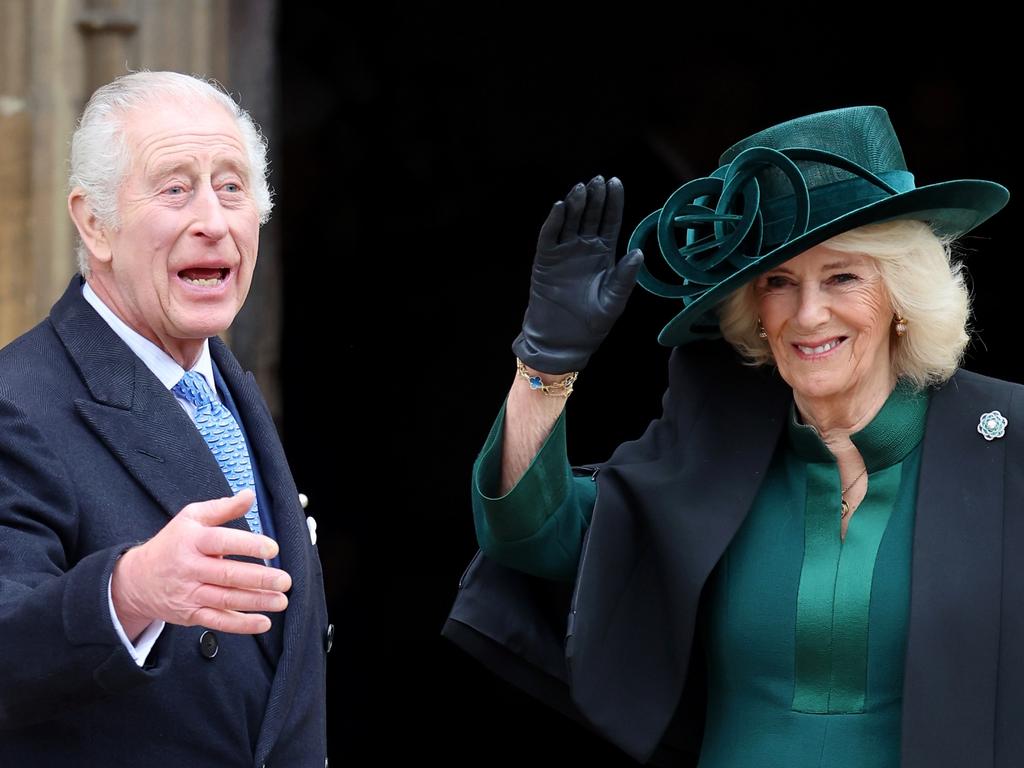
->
xmin=512 ymin=176 xmax=644 ymax=374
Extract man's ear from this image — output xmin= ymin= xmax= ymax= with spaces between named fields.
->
xmin=68 ymin=189 xmax=112 ymax=265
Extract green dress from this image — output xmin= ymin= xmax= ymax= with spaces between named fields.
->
xmin=472 ymin=383 xmax=929 ymax=767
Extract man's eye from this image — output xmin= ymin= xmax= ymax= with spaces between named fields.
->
xmin=165 ymin=185 xmax=186 ymax=195
xmin=223 ymin=183 xmax=241 ymax=193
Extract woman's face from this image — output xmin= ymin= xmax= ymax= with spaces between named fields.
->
xmin=755 ymin=242 xmax=894 ymax=405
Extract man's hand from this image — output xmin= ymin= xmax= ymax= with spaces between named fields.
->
xmin=111 ymin=490 xmax=291 ymax=640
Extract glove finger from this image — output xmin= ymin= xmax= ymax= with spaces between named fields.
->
xmin=580 ymin=176 xmax=606 ymax=237
xmin=598 ymin=177 xmax=625 ymax=242
xmin=537 ymin=200 xmax=566 ymax=252
xmin=559 ymin=182 xmax=587 ymax=243
xmin=603 ymin=248 xmax=645 ymax=304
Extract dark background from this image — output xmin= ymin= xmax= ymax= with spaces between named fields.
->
xmin=274 ymin=10 xmax=1019 ymax=764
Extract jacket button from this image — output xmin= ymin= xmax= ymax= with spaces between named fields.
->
xmin=325 ymin=623 xmax=334 ymax=654
xmin=199 ymin=630 xmax=219 ymax=659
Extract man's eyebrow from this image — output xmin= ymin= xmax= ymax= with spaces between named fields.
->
xmin=147 ymin=159 xmax=194 ymax=182
xmin=147 ymin=156 xmax=251 ymax=182
xmin=214 ymin=157 xmax=252 ymax=180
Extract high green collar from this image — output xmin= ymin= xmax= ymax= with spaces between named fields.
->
xmin=787 ymin=380 xmax=929 ymax=471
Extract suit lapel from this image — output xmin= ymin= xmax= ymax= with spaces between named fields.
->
xmin=52 ymin=279 xmax=314 ymax=761
xmin=901 ymin=371 xmax=1004 ymax=767
xmin=50 ymin=279 xmax=236 ymax=522
xmin=210 ymin=340 xmax=312 ymax=765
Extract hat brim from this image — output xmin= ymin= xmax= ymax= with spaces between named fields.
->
xmin=656 ymin=179 xmax=1010 ymax=346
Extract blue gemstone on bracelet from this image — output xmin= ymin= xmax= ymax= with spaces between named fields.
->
xmin=529 ymin=376 xmax=543 ymax=389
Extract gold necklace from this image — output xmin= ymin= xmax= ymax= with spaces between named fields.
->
xmin=840 ymin=467 xmax=868 ymax=519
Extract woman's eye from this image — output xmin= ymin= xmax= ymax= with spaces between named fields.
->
xmin=165 ymin=185 xmax=185 ymax=195
xmin=223 ymin=183 xmax=241 ymax=193
xmin=831 ymin=273 xmax=858 ymax=284
xmin=764 ymin=276 xmax=789 ymax=288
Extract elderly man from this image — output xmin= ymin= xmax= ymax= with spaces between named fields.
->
xmin=0 ymin=72 xmax=329 ymax=767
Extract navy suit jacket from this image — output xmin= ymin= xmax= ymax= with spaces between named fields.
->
xmin=445 ymin=340 xmax=1024 ymax=767
xmin=0 ymin=278 xmax=329 ymax=767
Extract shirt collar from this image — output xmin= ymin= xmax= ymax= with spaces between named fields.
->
xmin=82 ymin=282 xmax=216 ymax=395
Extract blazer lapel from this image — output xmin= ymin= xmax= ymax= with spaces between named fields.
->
xmin=567 ymin=351 xmax=791 ymax=761
xmin=210 ymin=340 xmax=312 ymax=765
xmin=50 ymin=279 xmax=313 ymax=763
xmin=50 ymin=279 xmax=235 ymax=522
xmin=901 ymin=371 xmax=1005 ymax=767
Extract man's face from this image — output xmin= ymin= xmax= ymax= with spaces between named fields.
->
xmin=87 ymin=97 xmax=260 ymax=365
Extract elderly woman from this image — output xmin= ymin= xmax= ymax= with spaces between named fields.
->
xmin=444 ymin=107 xmax=1021 ymax=768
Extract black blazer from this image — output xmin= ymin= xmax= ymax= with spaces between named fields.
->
xmin=444 ymin=341 xmax=1024 ymax=767
xmin=0 ymin=278 xmax=330 ymax=767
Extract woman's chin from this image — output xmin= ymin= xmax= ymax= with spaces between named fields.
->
xmin=781 ymin=370 xmax=850 ymax=403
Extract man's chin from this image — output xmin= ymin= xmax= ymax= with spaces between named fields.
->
xmin=167 ymin=305 xmax=241 ymax=338
xmin=158 ymin=319 xmax=237 ymax=364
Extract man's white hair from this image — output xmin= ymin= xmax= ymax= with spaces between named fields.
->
xmin=69 ymin=71 xmax=272 ymax=275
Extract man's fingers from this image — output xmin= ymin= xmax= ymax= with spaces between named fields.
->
xmin=191 ymin=584 xmax=289 ymax=614
xmin=195 ymin=558 xmax=292 ymax=592
xmin=185 ymin=490 xmax=257 ymax=527
xmin=189 ymin=607 xmax=273 ymax=635
xmin=196 ymin=526 xmax=280 ymax=561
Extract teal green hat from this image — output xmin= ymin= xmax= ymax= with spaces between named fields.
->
xmin=630 ymin=106 xmax=1009 ymax=346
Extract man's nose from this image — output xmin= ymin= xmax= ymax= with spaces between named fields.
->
xmin=190 ymin=185 xmax=229 ymax=241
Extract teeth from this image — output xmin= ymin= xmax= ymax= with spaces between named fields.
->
xmin=183 ymin=277 xmax=223 ymax=287
xmin=798 ymin=339 xmax=841 ymax=355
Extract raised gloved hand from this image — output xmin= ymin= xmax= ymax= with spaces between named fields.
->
xmin=512 ymin=176 xmax=644 ymax=374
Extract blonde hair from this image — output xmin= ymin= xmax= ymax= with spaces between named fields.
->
xmin=718 ymin=219 xmax=970 ymax=389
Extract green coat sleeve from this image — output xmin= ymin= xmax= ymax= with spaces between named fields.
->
xmin=471 ymin=398 xmax=596 ymax=582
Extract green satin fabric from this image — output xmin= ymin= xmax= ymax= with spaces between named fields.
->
xmin=793 ymin=458 xmax=902 ymax=713
xmin=699 ymin=382 xmax=928 ymax=767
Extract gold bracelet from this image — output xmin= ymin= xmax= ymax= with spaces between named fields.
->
xmin=516 ymin=358 xmax=578 ymax=398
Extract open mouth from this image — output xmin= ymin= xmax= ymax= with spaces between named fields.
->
xmin=179 ymin=267 xmax=230 ymax=287
xmin=793 ymin=336 xmax=847 ymax=358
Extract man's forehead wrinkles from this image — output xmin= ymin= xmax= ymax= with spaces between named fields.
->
xmin=134 ymin=129 xmax=246 ymax=157
xmin=146 ymin=155 xmax=243 ymax=174
xmin=145 ymin=147 xmax=248 ymax=167
xmin=137 ymin=139 xmax=251 ymax=179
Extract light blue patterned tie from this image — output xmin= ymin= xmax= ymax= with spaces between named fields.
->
xmin=172 ymin=371 xmax=263 ymax=535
